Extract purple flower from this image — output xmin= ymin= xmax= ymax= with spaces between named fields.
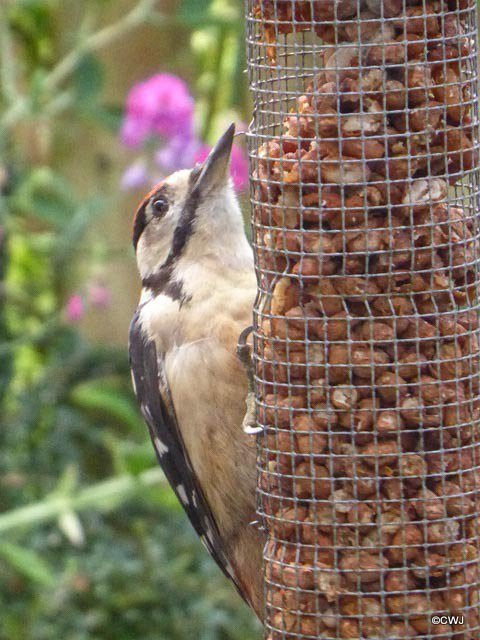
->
xmin=65 ymin=295 xmax=85 ymax=323
xmin=121 ymin=73 xmax=194 ymax=149
xmin=121 ymin=160 xmax=150 ymax=190
xmin=194 ymin=143 xmax=249 ymax=192
xmin=155 ymin=132 xmax=201 ymax=174
xmin=89 ymin=283 xmax=111 ymax=308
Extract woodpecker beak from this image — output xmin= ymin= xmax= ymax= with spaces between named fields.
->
xmin=192 ymin=123 xmax=235 ymax=196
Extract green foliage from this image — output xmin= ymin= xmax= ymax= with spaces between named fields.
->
xmin=1 ymin=506 xmax=259 ymax=640
xmin=0 ymin=541 xmax=55 ymax=588
xmin=0 ymin=1 xmax=260 ymax=639
xmin=178 ymin=0 xmax=215 ymax=20
xmin=73 ymin=54 xmax=105 ymax=107
xmin=7 ymin=1 xmax=56 ymax=68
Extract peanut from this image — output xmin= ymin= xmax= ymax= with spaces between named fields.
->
xmin=340 ymin=550 xmax=388 ymax=583
xmin=387 ymin=524 xmax=423 ymax=564
xmin=293 ymin=461 xmax=331 ymax=499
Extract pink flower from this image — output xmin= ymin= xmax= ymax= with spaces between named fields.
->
xmin=193 ymin=144 xmax=212 ymax=166
xmin=230 ymin=145 xmax=249 ymax=192
xmin=65 ymin=295 xmax=85 ymax=323
xmin=194 ymin=143 xmax=249 ymax=192
xmin=89 ymin=284 xmax=111 ymax=308
xmin=121 ymin=73 xmax=194 ymax=149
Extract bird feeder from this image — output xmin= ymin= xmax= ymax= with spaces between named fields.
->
xmin=246 ymin=0 xmax=480 ymax=637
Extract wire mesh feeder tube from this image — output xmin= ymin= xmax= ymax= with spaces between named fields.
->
xmin=246 ymin=0 xmax=480 ymax=638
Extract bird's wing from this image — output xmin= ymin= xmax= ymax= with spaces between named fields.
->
xmin=128 ymin=308 xmax=248 ymax=602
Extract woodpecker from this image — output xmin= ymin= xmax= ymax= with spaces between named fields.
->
xmin=128 ymin=124 xmax=264 ymax=617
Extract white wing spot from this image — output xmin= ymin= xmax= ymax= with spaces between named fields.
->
xmin=204 ymin=519 xmax=216 ymax=546
xmin=130 ymin=370 xmax=137 ymax=394
xmin=153 ymin=436 xmax=168 ymax=457
xmin=200 ymin=535 xmax=210 ymax=552
xmin=141 ymin=404 xmax=153 ymax=422
xmin=176 ymin=484 xmax=188 ymax=505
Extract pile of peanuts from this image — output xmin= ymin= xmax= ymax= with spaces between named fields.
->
xmin=254 ymin=0 xmax=472 ymax=64
xmin=251 ymin=0 xmax=480 ymax=638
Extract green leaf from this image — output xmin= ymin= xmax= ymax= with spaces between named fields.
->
xmin=8 ymin=1 xmax=55 ymax=67
xmin=108 ymin=439 xmax=155 ymax=476
xmin=69 ymin=380 xmax=142 ymax=431
xmin=73 ymin=53 xmax=104 ymax=105
xmin=0 ymin=541 xmax=55 ymax=587
xmin=87 ymin=103 xmax=124 ymax=132
xmin=12 ymin=167 xmax=76 ymax=227
xmin=29 ymin=67 xmax=49 ymax=111
xmin=54 ymin=195 xmax=105 ymax=266
xmin=177 ymin=0 xmax=213 ymax=20
xmin=50 ymin=464 xmax=79 ymax=498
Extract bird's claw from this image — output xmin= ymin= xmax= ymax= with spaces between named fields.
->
xmin=243 ymin=390 xmax=263 ymax=434
xmin=236 ymin=326 xmax=264 ymax=435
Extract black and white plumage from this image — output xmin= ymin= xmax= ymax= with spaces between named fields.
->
xmin=128 ymin=125 xmax=264 ymax=616
xmin=129 ymin=308 xmax=237 ymax=584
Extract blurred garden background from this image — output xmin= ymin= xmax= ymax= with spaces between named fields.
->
xmin=0 ymin=1 xmax=260 ymax=638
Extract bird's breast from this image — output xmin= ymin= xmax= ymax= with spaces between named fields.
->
xmin=140 ymin=279 xmax=257 ymax=526
xmin=165 ymin=336 xmax=256 ymax=529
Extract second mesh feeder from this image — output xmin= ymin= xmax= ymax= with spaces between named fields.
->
xmin=247 ymin=0 xmax=480 ymax=638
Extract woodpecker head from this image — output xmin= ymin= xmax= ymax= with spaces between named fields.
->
xmin=133 ymin=123 xmax=249 ymax=289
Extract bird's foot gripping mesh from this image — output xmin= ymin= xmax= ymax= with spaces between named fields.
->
xmin=247 ymin=0 xmax=480 ymax=638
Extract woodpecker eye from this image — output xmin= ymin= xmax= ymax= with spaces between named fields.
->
xmin=152 ymin=196 xmax=168 ymax=216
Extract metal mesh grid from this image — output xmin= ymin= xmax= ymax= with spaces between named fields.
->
xmin=246 ymin=0 xmax=480 ymax=638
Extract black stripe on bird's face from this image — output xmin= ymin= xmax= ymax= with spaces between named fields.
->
xmin=140 ymin=185 xmax=200 ymax=303
xmin=132 ymin=183 xmax=170 ymax=250
xmin=168 ymin=183 xmax=201 ymax=262
xmin=166 ymin=123 xmax=235 ymax=263
xmin=132 ymin=200 xmax=147 ymax=250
